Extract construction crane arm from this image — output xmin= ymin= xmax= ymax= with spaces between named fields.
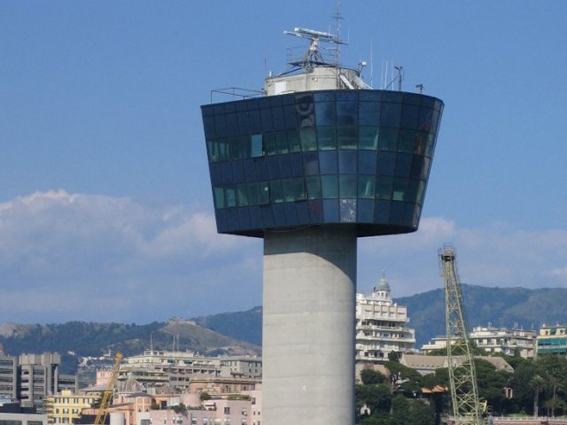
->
xmin=94 ymin=353 xmax=123 ymax=425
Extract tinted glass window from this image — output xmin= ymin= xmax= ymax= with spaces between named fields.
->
xmin=358 ymin=151 xmax=377 ymax=175
xmin=395 ymin=153 xmax=412 ymax=178
xmin=296 ymin=93 xmax=315 ymax=127
xmin=359 ymin=127 xmax=379 ymax=150
xmin=259 ymin=182 xmax=269 ymax=204
xmin=381 ymin=103 xmax=401 ymax=127
xmin=214 ymin=114 xmax=227 ymax=138
xmin=251 ymin=134 xmax=263 ymax=157
xmin=323 ymin=199 xmax=339 ymax=221
xmin=288 ymin=130 xmax=301 ymax=153
xmin=308 ymin=199 xmax=323 ymax=222
xmin=290 ymin=153 xmax=303 ymax=177
xmin=393 ymin=178 xmax=408 ymax=201
xmin=375 ymin=200 xmax=391 ymax=224
xmin=376 ymin=176 xmax=393 ymax=200
xmin=306 ymin=176 xmax=322 ymax=199
xmin=377 ymin=152 xmax=396 ymax=176
xmin=237 ymin=112 xmax=250 ymax=134
xmin=339 ymin=175 xmax=357 ymax=198
xmin=378 ymin=127 xmax=398 ymax=151
xmin=359 ymin=102 xmax=381 ymax=126
xmin=338 ymin=126 xmax=358 ymax=149
xmin=226 ymin=188 xmax=236 ymax=207
xmin=318 ymin=127 xmax=337 ymax=150
xmin=264 ymin=133 xmax=277 ymax=156
xmin=339 ymin=150 xmax=357 ymax=174
xmin=400 ymin=104 xmax=420 ymax=129
xmin=249 ymin=110 xmax=262 ymax=133
xmin=237 ymin=184 xmax=248 ymax=206
xmin=284 ymin=105 xmax=298 ymax=129
xmin=357 ymin=199 xmax=374 ymax=222
xmin=272 ymin=107 xmax=285 ymax=130
xmin=321 ymin=175 xmax=338 ymax=198
xmin=340 ymin=199 xmax=357 ymax=222
xmin=270 ymin=180 xmax=283 ymax=203
xmin=279 ymin=155 xmax=292 ymax=179
xmin=300 ymin=128 xmax=317 ymax=151
xmin=358 ymin=175 xmax=375 ymax=198
xmin=213 ymin=187 xmax=225 ymax=209
xmin=276 ymin=132 xmax=289 ymax=154
xmin=232 ymin=161 xmax=245 ymax=183
xmin=315 ymin=102 xmax=336 ymax=126
xmin=261 ymin=107 xmax=273 ymax=131
xmin=226 ymin=113 xmax=239 ymax=135
xmin=337 ymin=101 xmax=359 ymax=126
xmin=319 ymin=151 xmax=338 ymax=174
xmin=303 ymin=152 xmax=319 ymax=175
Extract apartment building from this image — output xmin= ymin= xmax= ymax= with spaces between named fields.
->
xmin=355 ymin=272 xmax=416 ymax=363
xmin=45 ymin=390 xmax=99 ymax=424
xmin=536 ymin=324 xmax=567 ymax=357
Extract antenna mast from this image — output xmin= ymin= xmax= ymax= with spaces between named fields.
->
xmin=440 ymin=245 xmax=485 ymax=425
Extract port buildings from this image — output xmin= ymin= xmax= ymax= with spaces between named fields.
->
xmin=201 ymin=27 xmax=443 ymax=425
xmin=356 ymin=272 xmax=416 ymax=363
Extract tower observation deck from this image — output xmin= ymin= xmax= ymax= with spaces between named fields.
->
xmin=201 ymin=26 xmax=444 ymax=425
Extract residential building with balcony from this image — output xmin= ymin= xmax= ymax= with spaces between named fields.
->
xmin=45 ymin=389 xmax=99 ymax=424
xmin=536 ymin=324 xmax=567 ymax=357
xmin=355 ymin=272 xmax=416 ymax=363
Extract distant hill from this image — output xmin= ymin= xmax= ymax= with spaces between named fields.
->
xmin=192 ymin=285 xmax=567 ymax=348
xmin=0 ymin=319 xmax=260 ymax=374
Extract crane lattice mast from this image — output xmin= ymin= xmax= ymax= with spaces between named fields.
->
xmin=440 ymin=245 xmax=485 ymax=425
xmin=94 ymin=352 xmax=123 ymax=425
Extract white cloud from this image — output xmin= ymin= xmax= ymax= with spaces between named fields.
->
xmin=1 ymin=191 xmax=566 ymax=324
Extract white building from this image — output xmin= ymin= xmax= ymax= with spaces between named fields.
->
xmin=421 ymin=325 xmax=536 ymax=358
xmin=355 ymin=272 xmax=416 ymax=363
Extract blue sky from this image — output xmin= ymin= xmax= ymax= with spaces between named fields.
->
xmin=1 ymin=1 xmax=566 ymax=324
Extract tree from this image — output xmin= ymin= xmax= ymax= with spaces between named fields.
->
xmin=356 ymin=384 xmax=393 ymax=415
xmin=537 ymin=354 xmax=567 ymax=417
xmin=361 ymin=369 xmax=387 ymax=385
xmin=391 ymin=395 xmax=411 ymax=425
xmin=408 ymin=400 xmax=435 ymax=425
xmin=199 ymin=392 xmax=212 ymax=401
xmin=530 ymin=374 xmax=545 ymax=417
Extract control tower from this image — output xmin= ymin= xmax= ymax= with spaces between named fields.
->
xmin=201 ymin=27 xmax=443 ymax=425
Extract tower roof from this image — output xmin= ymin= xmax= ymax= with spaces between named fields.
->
xmin=377 ymin=270 xmax=391 ymax=292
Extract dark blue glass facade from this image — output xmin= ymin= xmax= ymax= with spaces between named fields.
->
xmin=201 ymin=89 xmax=443 ymax=237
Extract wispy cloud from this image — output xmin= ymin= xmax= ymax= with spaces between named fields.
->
xmin=1 ymin=191 xmax=565 ymax=324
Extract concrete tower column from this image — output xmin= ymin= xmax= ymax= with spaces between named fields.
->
xmin=263 ymin=225 xmax=357 ymax=425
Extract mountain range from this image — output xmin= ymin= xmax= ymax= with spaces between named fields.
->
xmin=1 ymin=284 xmax=566 ymax=374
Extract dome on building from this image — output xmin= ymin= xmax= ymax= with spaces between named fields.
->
xmin=377 ymin=270 xmax=391 ymax=292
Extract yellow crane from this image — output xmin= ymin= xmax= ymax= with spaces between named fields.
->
xmin=94 ymin=352 xmax=123 ymax=425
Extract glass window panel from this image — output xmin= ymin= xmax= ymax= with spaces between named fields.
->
xmin=292 ymin=177 xmax=306 ymax=201
xmin=412 ymin=204 xmax=421 ymax=228
xmin=358 ymin=151 xmax=377 ymax=175
xmin=339 ymin=150 xmax=357 ymax=174
xmin=239 ymin=135 xmax=251 ymax=159
xmin=225 ymin=102 xmax=237 ymax=112
xmin=360 ymin=90 xmax=381 ymax=101
xmin=261 ymin=107 xmax=273 ymax=131
xmin=340 ymin=199 xmax=357 ymax=222
xmin=390 ymin=202 xmax=406 ymax=226
xmin=337 ymin=101 xmax=358 ymax=126
xmin=375 ymin=200 xmax=391 ymax=224
xmin=357 ymin=199 xmax=374 ymax=222
xmin=358 ymin=175 xmax=375 ymax=199
xmin=398 ymin=129 xmax=418 ymax=153
xmin=296 ymin=93 xmax=315 ymax=127
xmin=380 ymin=103 xmax=401 ymax=127
xmin=203 ymin=116 xmax=216 ymax=139
xmin=238 ymin=207 xmax=251 ymax=229
xmin=284 ymin=105 xmax=298 ymax=129
xmin=317 ymin=127 xmax=337 ymax=150
xmin=214 ymin=114 xmax=227 ymax=138
xmin=336 ymin=91 xmax=357 ymax=101
xmin=303 ymin=152 xmax=319 ymax=175
xmin=215 ymin=209 xmax=228 ymax=232
xmin=270 ymin=181 xmax=283 ymax=203
xmin=308 ymin=199 xmax=323 ymax=222
xmin=315 ymin=101 xmax=336 ymax=126
xmin=273 ymin=204 xmax=286 ymax=226
xmin=284 ymin=203 xmax=298 ymax=225
xmin=237 ymin=112 xmax=250 ymax=134
xmin=207 ymin=140 xmax=219 ymax=162
xmin=359 ymin=102 xmax=381 ymax=126
xmin=272 ymin=107 xmax=285 ymax=130
xmin=276 ymin=131 xmax=289 ymax=154
xmin=237 ymin=99 xmax=250 ymax=111
xmin=416 ymin=181 xmax=426 ymax=205
xmin=377 ymin=151 xmax=396 ymax=175
xmin=259 ymin=182 xmax=270 ymax=205
xmin=323 ymin=199 xmax=339 ymax=222
xmin=281 ymin=178 xmax=294 ymax=202
xmin=243 ymin=158 xmax=257 ymax=182
xmin=395 ymin=153 xmax=412 ymax=178
xmin=382 ymin=91 xmax=403 ymax=103
xmin=339 ymin=175 xmax=357 ymax=198
xmin=221 ymin=162 xmax=233 ymax=183
xmin=291 ymin=153 xmax=303 ymax=177
xmin=421 ymin=157 xmax=431 ymax=180
xmin=213 ymin=187 xmax=225 ymax=209
xmin=230 ymin=137 xmax=242 ymax=160
xmin=210 ymin=162 xmax=222 ymax=184
xmin=218 ymin=139 xmax=230 ymax=161
xmin=247 ymin=183 xmax=260 ymax=205
xmin=251 ymin=134 xmax=263 ymax=158
xmin=314 ymin=91 xmax=335 ymax=102
xmin=404 ymin=93 xmax=421 ymax=106
xmin=401 ymin=104 xmax=420 ymax=129
xmin=249 ymin=205 xmax=262 ymax=226
xmin=376 ymin=176 xmax=393 ymax=200
xmin=421 ymin=96 xmax=435 ymax=108
xmin=232 ymin=161 xmax=245 ymax=183
xmin=300 ymin=128 xmax=317 ymax=151
xmin=279 ymin=155 xmax=292 ymax=179
xmin=425 ymin=133 xmax=436 ymax=157
xmin=267 ymin=156 xmax=280 ymax=179
xmin=213 ymin=104 xmax=226 ymax=114
xmin=296 ymin=201 xmax=310 ymax=223
xmin=393 ymin=178 xmax=408 ymax=201
xmin=359 ymin=127 xmax=379 ymax=150
xmin=288 ymin=130 xmax=301 ymax=152
xmin=413 ymin=132 xmax=427 ymax=155
xmin=410 ymin=156 xmax=424 ymax=180
xmin=321 ymin=175 xmax=338 ymax=199
xmin=270 ymin=96 xmax=282 ymax=106
xmin=261 ymin=205 xmax=275 ymax=228
xmin=237 ymin=184 xmax=248 ymax=207
xmin=319 ymin=151 xmax=338 ymax=174
xmin=306 ymin=176 xmax=322 ymax=200
xmin=338 ymin=126 xmax=358 ymax=149
xmin=406 ymin=179 xmax=419 ymax=203
xmin=202 ymin=105 xmax=214 ymax=116
xmin=226 ymin=113 xmax=239 ymax=135
xmin=249 ymin=110 xmax=262 ymax=133
xmin=263 ymin=133 xmax=277 ymax=156
xmin=227 ymin=208 xmax=239 ymax=232
xmin=418 ymin=107 xmax=433 ymax=132
xmin=378 ymin=127 xmax=398 ymax=151
xmin=255 ymin=158 xmax=269 ymax=180
xmin=226 ymin=187 xmax=236 ymax=207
